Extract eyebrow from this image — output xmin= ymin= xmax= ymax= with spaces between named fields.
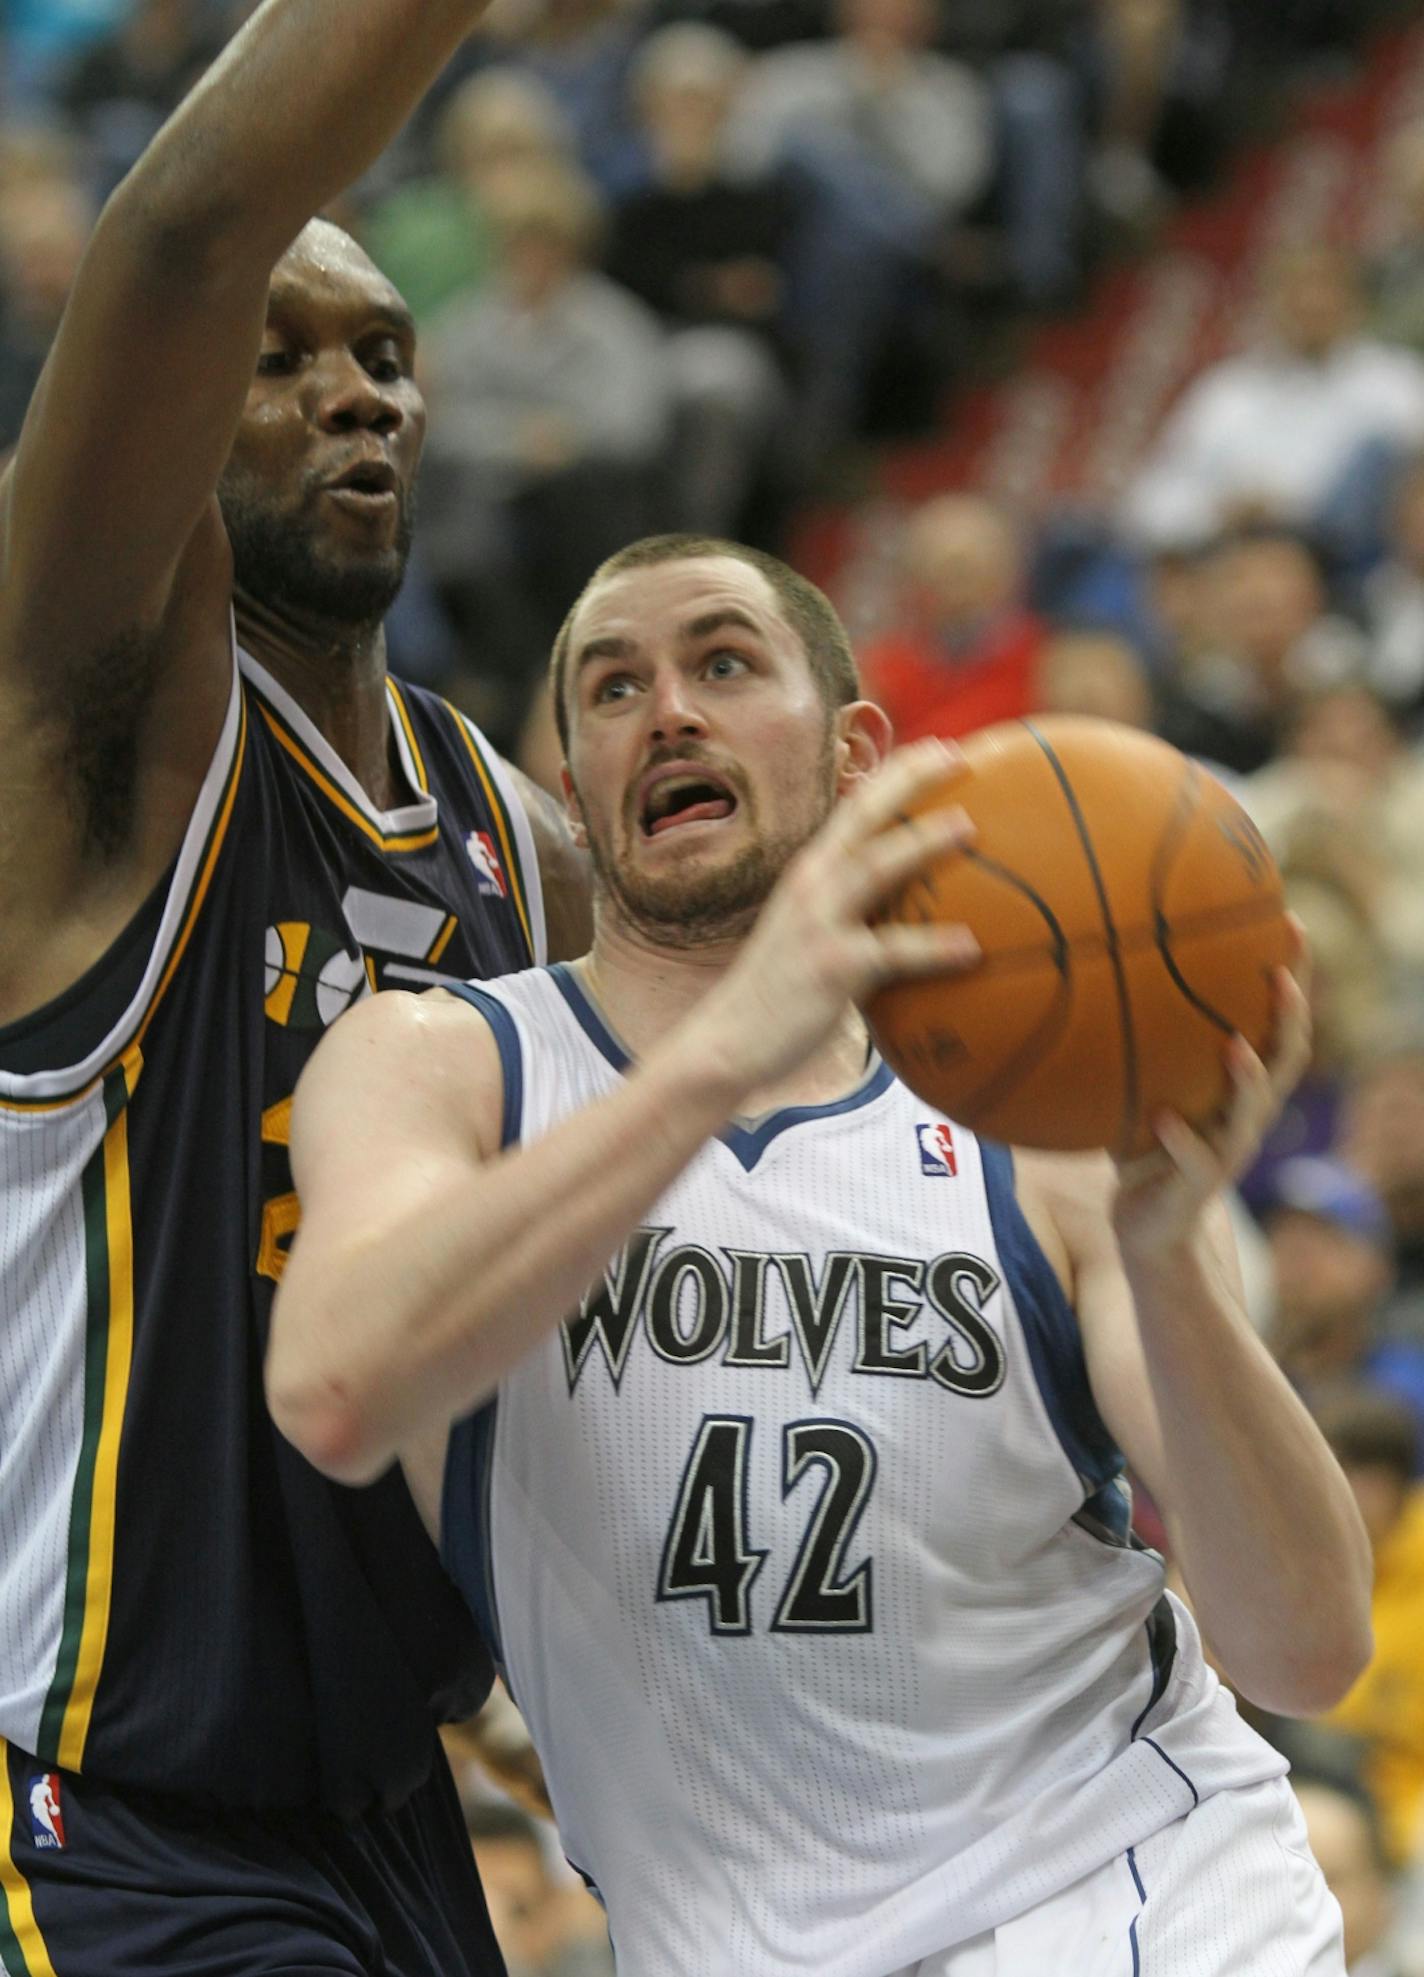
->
xmin=265 ymin=287 xmax=417 ymax=342
xmin=572 ymin=608 xmax=765 ymax=676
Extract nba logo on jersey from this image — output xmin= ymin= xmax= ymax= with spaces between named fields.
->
xmin=27 ymin=1775 xmax=65 ymax=1850
xmin=465 ymin=831 xmax=508 ymax=899
xmin=916 ymin=1123 xmax=958 ymax=1177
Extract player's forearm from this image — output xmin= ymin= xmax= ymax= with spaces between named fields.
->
xmin=271 ymin=1018 xmax=755 ymax=1486
xmin=1124 ymin=1229 xmax=1372 ymax=1715
xmin=109 ymin=0 xmax=483 ymax=269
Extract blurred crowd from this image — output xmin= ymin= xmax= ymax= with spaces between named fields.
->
xmin=8 ymin=0 xmax=1424 ymax=1971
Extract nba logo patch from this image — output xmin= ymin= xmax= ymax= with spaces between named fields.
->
xmin=27 ymin=1774 xmax=65 ymax=1850
xmin=465 ymin=831 xmax=508 ymax=899
xmin=916 ymin=1123 xmax=958 ymax=1177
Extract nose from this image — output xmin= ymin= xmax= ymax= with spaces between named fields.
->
xmin=313 ymin=352 xmax=403 ymax=437
xmin=646 ymin=666 xmax=707 ymax=741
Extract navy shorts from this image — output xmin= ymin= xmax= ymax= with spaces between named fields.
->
xmin=0 ymin=1738 xmax=503 ymax=1976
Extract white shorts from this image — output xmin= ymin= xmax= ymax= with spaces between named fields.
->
xmin=892 ymin=1777 xmax=1344 ymax=1977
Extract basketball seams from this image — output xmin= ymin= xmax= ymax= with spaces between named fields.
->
xmin=1147 ymin=767 xmax=1282 ymax=1039
xmin=1023 ymin=725 xmax=1140 ymax=1159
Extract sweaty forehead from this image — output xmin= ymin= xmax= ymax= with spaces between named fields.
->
xmin=268 ymin=222 xmax=408 ymax=327
xmin=571 ymin=556 xmax=789 ymax=650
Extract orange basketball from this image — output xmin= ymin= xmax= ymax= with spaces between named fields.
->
xmin=865 ymin=717 xmax=1293 ymax=1159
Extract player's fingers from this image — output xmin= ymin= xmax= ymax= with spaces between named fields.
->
xmin=862 ymin=919 xmax=981 ymax=988
xmin=1217 ymin=1035 xmax=1275 ymax=1174
xmin=1264 ymin=966 xmax=1312 ymax=1099
xmin=838 ymin=804 xmax=975 ymax=917
xmin=1152 ymin=1108 xmax=1222 ymax=1191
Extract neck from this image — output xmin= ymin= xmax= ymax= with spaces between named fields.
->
xmin=234 ymin=588 xmax=399 ymax=808
xmin=576 ymin=912 xmax=873 ymax=1116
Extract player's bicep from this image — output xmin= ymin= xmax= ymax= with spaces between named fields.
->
xmin=287 ymin=989 xmax=502 ymax=1242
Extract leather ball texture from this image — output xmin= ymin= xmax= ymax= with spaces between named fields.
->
xmin=864 ymin=716 xmax=1293 ymax=1158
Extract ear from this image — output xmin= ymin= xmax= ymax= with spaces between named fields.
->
xmin=561 ymin=764 xmax=589 ymax=849
xmin=832 ymin=700 xmax=894 ymax=797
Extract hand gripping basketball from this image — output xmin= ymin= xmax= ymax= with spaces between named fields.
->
xmin=693 ymin=740 xmax=980 ymax=1096
xmin=1113 ymin=943 xmax=1313 ymax=1253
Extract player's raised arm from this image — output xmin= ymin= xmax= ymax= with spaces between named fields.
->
xmin=1024 ymin=971 xmax=1373 ymax=1719
xmin=268 ymin=742 xmax=978 ymax=1486
xmin=0 ymin=0 xmax=486 ymax=675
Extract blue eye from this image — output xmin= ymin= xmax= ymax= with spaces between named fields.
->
xmin=706 ymin=651 xmax=749 ymax=678
xmin=593 ymin=674 xmax=637 ymax=703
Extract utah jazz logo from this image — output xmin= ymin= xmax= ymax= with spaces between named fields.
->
xmin=264 ymin=923 xmax=369 ymax=1030
xmin=258 ymin=888 xmax=465 ymax=1280
xmin=263 ymin=887 xmax=465 ymax=1032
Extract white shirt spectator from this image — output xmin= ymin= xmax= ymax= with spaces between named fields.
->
xmin=1125 ymin=336 xmax=1424 ymax=550
xmin=730 ymin=42 xmax=994 ymax=217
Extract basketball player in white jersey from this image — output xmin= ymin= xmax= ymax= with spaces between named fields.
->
xmin=272 ymin=534 xmax=1372 ymax=1976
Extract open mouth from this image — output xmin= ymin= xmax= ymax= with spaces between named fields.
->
xmin=326 ymin=460 xmax=399 ymax=502
xmin=640 ymin=772 xmax=738 ymax=838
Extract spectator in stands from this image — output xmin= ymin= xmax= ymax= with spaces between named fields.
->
xmin=1264 ymin=1157 xmax=1424 ymax=1460
xmin=0 ymin=135 xmax=93 ymax=452
xmin=483 ymin=0 xmax=649 ymax=198
xmin=466 ymin=1802 xmax=613 ymax=1977
xmin=604 ymin=24 xmax=789 ymax=532
xmin=419 ymin=161 xmax=668 ymax=743
xmin=859 ymin=493 xmax=1047 ymax=739
xmin=1154 ymin=526 xmax=1354 ymax=775
xmin=1034 ymin=625 xmax=1153 ymax=726
xmin=731 ymin=0 xmax=996 ymax=242
xmin=1344 ymin=1031 xmax=1424 ymax=1337
xmin=361 ymin=70 xmax=574 ymax=327
xmin=1363 ymin=453 xmax=1424 ymax=727
xmin=728 ymin=0 xmax=994 ymax=432
xmin=57 ymin=0 xmax=226 ymax=195
xmin=1369 ymin=122 xmax=1424 ymax=360
xmin=933 ymin=0 xmax=1086 ymax=305
xmin=1125 ymin=244 xmax=1424 ymax=562
xmin=1310 ymin=1389 xmax=1424 ymax=1872
xmin=1293 ymin=1774 xmax=1405 ymax=1975
xmin=1237 ymin=870 xmax=1387 ymax=1221
xmin=1246 ymin=684 xmax=1424 ymax=1001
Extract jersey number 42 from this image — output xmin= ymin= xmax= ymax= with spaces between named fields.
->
xmin=657 ymin=1416 xmax=876 ymax=1636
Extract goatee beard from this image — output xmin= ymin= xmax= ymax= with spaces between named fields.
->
xmin=593 ymin=838 xmax=786 ymax=948
xmin=219 ymin=479 xmax=415 ymax=633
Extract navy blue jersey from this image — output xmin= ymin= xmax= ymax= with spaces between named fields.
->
xmin=0 ymin=647 xmax=544 ymax=1815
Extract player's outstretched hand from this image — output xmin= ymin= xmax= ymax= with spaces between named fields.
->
xmin=688 ymin=738 xmax=980 ymax=1098
xmin=1113 ymin=942 xmax=1313 ymax=1254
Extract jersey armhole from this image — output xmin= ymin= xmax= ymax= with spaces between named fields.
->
xmin=980 ymin=1141 xmax=1123 ymax=1498
xmin=441 ymin=983 xmax=524 ymax=1149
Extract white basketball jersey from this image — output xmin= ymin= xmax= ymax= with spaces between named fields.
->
xmin=442 ymin=965 xmax=1285 ymax=1977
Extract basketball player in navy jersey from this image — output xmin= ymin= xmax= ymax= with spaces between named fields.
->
xmin=274 ymin=535 xmax=1371 ymax=1975
xmin=0 ymin=2 xmax=592 ymax=1970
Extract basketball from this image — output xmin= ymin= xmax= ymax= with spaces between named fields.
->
xmin=865 ymin=717 xmax=1294 ymax=1159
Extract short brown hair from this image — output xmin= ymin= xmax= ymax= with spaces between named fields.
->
xmin=549 ymin=534 xmax=860 ymax=750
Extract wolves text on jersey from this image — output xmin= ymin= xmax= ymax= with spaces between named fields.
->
xmin=562 ymin=1229 xmax=1007 ymax=1400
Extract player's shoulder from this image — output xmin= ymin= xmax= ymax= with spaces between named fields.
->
xmin=293 ymin=987 xmax=510 ymax=1167
xmin=299 ymin=985 xmax=504 ymax=1107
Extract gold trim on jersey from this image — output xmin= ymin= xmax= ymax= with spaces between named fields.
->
xmin=257 ymin=705 xmax=439 ymax=855
xmin=447 ymin=709 xmax=534 ymax=959
xmin=0 ymin=691 xmax=248 ymax=1115
xmin=0 ymin=1745 xmax=59 ymax=1977
xmin=36 ymin=1052 xmax=140 ymax=1774
xmin=386 ymin=679 xmax=431 ymax=797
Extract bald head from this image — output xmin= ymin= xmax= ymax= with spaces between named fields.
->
xmin=905 ymin=495 xmax=1026 ymax=631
